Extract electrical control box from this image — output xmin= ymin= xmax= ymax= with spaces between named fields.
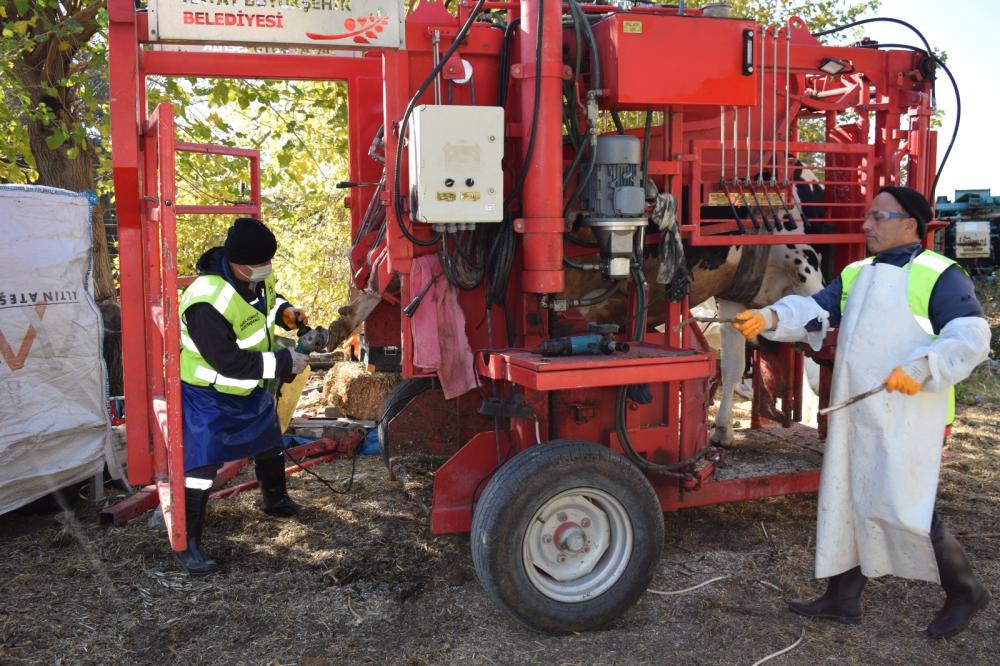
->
xmin=408 ymin=105 xmax=504 ymax=226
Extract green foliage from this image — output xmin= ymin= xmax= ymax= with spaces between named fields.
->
xmin=725 ymin=0 xmax=879 ymax=31
xmin=955 ymin=274 xmax=1000 ymax=406
xmin=147 ymin=78 xmax=353 ymax=325
xmin=0 ymin=1 xmax=109 ymax=189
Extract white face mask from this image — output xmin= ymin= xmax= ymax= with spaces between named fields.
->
xmin=239 ymin=263 xmax=272 ymax=283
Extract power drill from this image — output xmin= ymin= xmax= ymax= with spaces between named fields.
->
xmin=295 ymin=324 xmax=332 ymax=354
xmin=538 ymin=324 xmax=630 ymax=357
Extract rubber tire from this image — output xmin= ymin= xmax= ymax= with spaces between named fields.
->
xmin=471 ymin=440 xmax=664 ymax=634
xmin=377 ymin=378 xmax=435 ymax=467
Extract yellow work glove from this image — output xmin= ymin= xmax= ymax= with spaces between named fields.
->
xmin=732 ymin=309 xmax=774 ymax=340
xmin=884 ymin=366 xmax=922 ymax=395
xmin=282 ymin=307 xmax=309 ymax=329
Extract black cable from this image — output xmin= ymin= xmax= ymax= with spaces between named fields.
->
xmin=611 ymin=110 xmax=626 ymax=135
xmin=497 ymin=18 xmax=521 ymax=108
xmin=562 ymin=0 xmax=602 ymax=217
xmin=857 ymin=43 xmax=960 ymax=200
xmin=282 ymin=444 xmax=359 ymax=496
xmin=630 ymin=263 xmax=646 ymax=341
xmin=812 ymin=17 xmax=932 ymax=57
xmin=812 ymin=16 xmax=937 ymax=109
xmin=563 ymin=255 xmax=601 ymax=270
xmin=613 ymin=385 xmax=710 ymax=477
xmin=560 ymin=279 xmax=622 ymax=309
xmin=393 ymin=0 xmax=488 ymax=247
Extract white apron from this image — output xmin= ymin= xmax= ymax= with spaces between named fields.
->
xmin=816 ymin=262 xmax=949 ymax=583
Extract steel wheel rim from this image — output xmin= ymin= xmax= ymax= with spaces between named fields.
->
xmin=522 ymin=487 xmax=633 ymax=603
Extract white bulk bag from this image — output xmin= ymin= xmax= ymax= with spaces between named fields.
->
xmin=0 ymin=185 xmax=114 ymax=514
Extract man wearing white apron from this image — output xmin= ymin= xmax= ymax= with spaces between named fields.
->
xmin=733 ymin=186 xmax=991 ymax=638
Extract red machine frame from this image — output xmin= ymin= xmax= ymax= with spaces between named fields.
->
xmin=108 ymin=0 xmax=938 ymax=550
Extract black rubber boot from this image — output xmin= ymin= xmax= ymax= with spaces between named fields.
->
xmin=176 ymin=487 xmax=219 ymax=576
xmin=927 ymin=514 xmax=991 ymax=638
xmin=255 ymin=452 xmax=301 ymax=517
xmin=788 ymin=566 xmax=867 ymax=624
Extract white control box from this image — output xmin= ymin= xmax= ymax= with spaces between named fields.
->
xmin=408 ymin=105 xmax=504 ymax=225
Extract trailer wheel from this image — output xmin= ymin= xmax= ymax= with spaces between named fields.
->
xmin=471 ymin=440 xmax=663 ymax=634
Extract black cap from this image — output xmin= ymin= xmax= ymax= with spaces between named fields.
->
xmin=223 ymin=217 xmax=277 ymax=264
xmin=878 ymin=186 xmax=933 ymax=237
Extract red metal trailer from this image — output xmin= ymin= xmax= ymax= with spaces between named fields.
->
xmin=108 ymin=0 xmax=940 ymax=633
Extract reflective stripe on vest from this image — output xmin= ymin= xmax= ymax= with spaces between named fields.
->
xmin=179 ymin=273 xmax=277 ymax=396
xmin=839 ymin=249 xmax=958 ymax=424
xmin=267 ymin=297 xmax=287 ymax=328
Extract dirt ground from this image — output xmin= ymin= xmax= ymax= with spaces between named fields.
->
xmin=2 ymin=283 xmax=999 ymax=665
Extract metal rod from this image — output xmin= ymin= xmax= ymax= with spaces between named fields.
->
xmin=818 ymin=384 xmax=886 ymax=415
xmin=432 ymin=29 xmax=442 ymax=104
xmin=758 ymin=24 xmax=765 ymax=183
xmin=673 ymin=316 xmax=737 ymax=332
xmin=771 ymin=24 xmax=778 ymax=183
xmin=745 ymin=106 xmax=752 ymax=182
xmin=720 ymin=105 xmax=726 ymax=181
xmin=784 ymin=25 xmax=791 ymax=185
xmin=732 ymin=105 xmax=738 ymax=183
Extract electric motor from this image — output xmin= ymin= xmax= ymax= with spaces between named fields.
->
xmin=582 ymin=135 xmax=647 ymax=278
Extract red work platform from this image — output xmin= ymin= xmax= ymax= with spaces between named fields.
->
xmin=479 ymin=344 xmax=714 ymax=391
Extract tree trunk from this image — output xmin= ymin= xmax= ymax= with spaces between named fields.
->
xmin=12 ymin=40 xmax=122 ymax=395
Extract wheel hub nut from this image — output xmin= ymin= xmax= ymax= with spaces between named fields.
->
xmin=559 ymin=527 xmax=586 ymax=553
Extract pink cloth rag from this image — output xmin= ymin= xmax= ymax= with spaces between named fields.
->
xmin=410 ymin=255 xmax=477 ymax=399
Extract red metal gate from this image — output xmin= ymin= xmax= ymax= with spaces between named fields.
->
xmin=108 ymin=102 xmax=262 ymax=545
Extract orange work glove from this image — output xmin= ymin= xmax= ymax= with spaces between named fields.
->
xmin=732 ymin=309 xmax=774 ymax=340
xmin=884 ymin=366 xmax=922 ymax=395
xmin=282 ymin=307 xmax=308 ymax=329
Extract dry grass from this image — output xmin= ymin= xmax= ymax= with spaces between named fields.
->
xmin=1 ymin=286 xmax=998 ymax=665
xmin=2 ymin=407 xmax=997 ymax=665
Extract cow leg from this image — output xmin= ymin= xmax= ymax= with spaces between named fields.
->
xmin=710 ymin=298 xmax=747 ymax=447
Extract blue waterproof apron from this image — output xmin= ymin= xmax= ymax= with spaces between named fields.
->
xmin=182 ymin=383 xmax=281 ymax=471
xmin=181 ymin=261 xmax=282 ymax=471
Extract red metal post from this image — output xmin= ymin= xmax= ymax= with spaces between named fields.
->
xmin=517 ymin=0 xmax=564 ymax=293
xmin=109 ymin=0 xmax=154 ymax=486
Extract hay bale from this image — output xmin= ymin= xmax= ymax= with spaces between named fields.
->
xmin=322 ymin=362 xmax=401 ymax=420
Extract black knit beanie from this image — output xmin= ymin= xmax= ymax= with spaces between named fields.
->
xmin=878 ymin=186 xmax=933 ymax=236
xmin=223 ymin=217 xmax=277 ymax=264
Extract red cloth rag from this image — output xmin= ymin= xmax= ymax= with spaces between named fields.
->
xmin=410 ymin=255 xmax=477 ymax=399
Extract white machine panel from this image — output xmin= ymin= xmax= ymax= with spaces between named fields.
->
xmin=408 ymin=105 xmax=504 ymax=225
xmin=955 ymin=220 xmax=991 ymax=258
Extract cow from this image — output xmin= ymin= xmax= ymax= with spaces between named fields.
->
xmin=562 ymin=180 xmax=826 ymax=447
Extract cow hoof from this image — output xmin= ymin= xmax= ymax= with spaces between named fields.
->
xmin=734 ymin=379 xmax=753 ymax=401
xmin=709 ymin=426 xmax=736 ymax=449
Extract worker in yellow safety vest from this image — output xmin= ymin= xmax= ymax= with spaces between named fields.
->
xmin=733 ymin=186 xmax=991 ymax=638
xmin=177 ymin=217 xmax=310 ymax=575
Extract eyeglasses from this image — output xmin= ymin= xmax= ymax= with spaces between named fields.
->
xmin=864 ymin=210 xmax=912 ymax=223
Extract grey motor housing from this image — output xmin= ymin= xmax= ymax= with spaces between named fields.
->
xmin=582 ymin=135 xmax=647 ymax=278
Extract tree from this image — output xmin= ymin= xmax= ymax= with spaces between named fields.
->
xmin=145 ymin=77 xmax=355 ymax=325
xmin=1 ymin=1 xmax=120 ymax=391
xmin=726 ymin=0 xmax=878 ymax=30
